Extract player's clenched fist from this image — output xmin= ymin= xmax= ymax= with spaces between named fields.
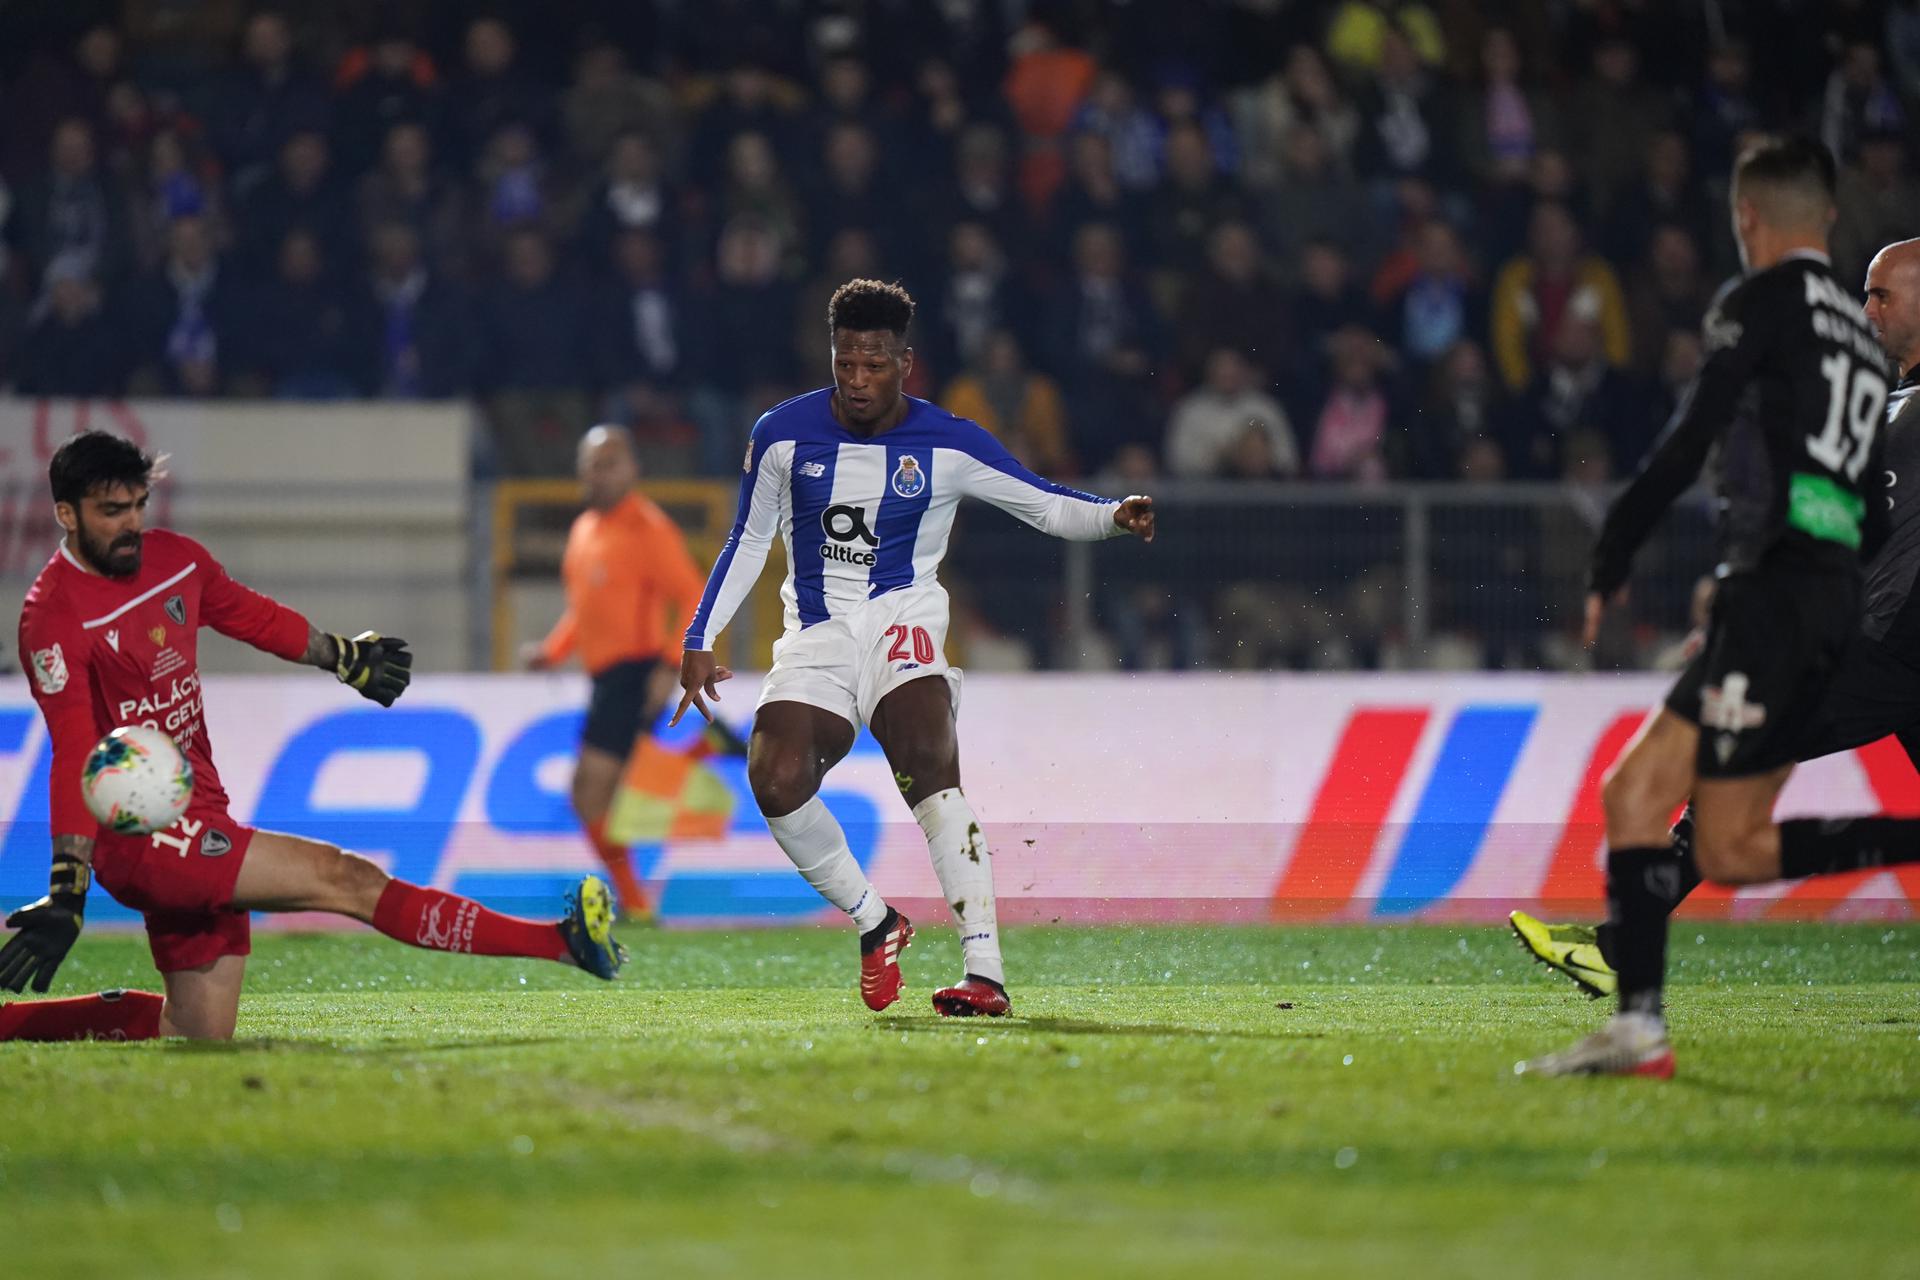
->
xmin=671 ymin=649 xmax=733 ymax=726
xmin=332 ymin=631 xmax=413 ymax=707
xmin=1114 ymin=495 xmax=1156 ymax=542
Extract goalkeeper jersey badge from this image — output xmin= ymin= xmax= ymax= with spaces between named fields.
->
xmin=891 ymin=455 xmax=925 ymax=498
xmin=165 ymin=594 xmax=186 ymax=625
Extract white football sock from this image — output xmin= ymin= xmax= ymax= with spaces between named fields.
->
xmin=766 ymin=796 xmax=889 ymax=933
xmin=912 ymin=787 xmax=1003 ymax=985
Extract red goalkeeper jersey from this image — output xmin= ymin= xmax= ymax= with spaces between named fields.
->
xmin=18 ymin=529 xmax=311 ymax=841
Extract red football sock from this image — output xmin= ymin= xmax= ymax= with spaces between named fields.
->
xmin=372 ymin=881 xmax=570 ymax=962
xmin=0 ymin=989 xmax=166 ymax=1042
xmin=587 ymin=817 xmax=650 ymax=916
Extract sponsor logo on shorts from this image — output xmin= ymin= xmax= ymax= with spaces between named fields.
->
xmin=29 ymin=645 xmax=68 ymax=695
xmin=891 ymin=455 xmax=925 ymax=498
xmin=165 ymin=594 xmax=186 ymax=625
xmin=821 ymin=504 xmax=880 ymax=567
xmin=1701 ymin=672 xmax=1766 ymax=734
xmin=201 ymin=828 xmax=233 ymax=857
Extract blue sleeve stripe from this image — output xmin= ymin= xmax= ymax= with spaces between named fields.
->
xmin=981 ymin=452 xmax=1110 ymax=504
xmin=685 ymin=459 xmax=757 ymax=645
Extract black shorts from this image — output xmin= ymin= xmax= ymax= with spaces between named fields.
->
xmin=582 ymin=658 xmax=659 ymax=757
xmin=1794 ymin=632 xmax=1920 ymax=765
xmin=1665 ymin=567 xmax=1858 ymax=778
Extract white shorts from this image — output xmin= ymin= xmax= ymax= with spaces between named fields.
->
xmin=757 ymin=584 xmax=963 ymax=729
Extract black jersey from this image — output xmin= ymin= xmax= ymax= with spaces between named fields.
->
xmin=1863 ymin=365 xmax=1920 ymax=645
xmin=1590 ymin=252 xmax=1893 ymax=597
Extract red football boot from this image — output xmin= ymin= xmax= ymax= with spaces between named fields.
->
xmin=932 ymin=974 xmax=1011 ymax=1017
xmin=859 ymin=909 xmax=914 ymax=1011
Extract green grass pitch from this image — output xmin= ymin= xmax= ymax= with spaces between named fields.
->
xmin=3 ymin=923 xmax=1917 ymax=1279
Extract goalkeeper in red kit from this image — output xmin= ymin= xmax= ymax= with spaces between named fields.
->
xmin=0 ymin=432 xmax=627 ymax=1042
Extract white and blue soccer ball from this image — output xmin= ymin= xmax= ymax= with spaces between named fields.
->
xmin=82 ymin=725 xmax=193 ymax=835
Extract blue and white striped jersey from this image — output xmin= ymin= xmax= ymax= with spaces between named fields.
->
xmin=685 ymin=389 xmax=1123 ymax=649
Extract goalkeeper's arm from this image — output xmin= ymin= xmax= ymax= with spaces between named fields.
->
xmin=300 ymin=626 xmax=413 ymax=708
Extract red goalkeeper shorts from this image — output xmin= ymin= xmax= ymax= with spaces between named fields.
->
xmin=91 ymin=801 xmax=256 ymax=973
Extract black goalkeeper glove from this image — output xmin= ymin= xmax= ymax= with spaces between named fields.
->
xmin=332 ymin=631 xmax=413 ymax=707
xmin=0 ymin=852 xmax=89 ymax=994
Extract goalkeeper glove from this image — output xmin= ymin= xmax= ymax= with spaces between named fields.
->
xmin=0 ymin=851 xmax=89 ymax=993
xmin=332 ymin=631 xmax=413 ymax=707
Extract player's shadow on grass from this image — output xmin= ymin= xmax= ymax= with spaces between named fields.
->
xmin=162 ymin=1036 xmax=568 ymax=1055
xmin=876 ymin=1015 xmax=1321 ymax=1043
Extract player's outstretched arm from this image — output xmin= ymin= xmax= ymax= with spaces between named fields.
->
xmin=302 ymin=626 xmax=413 ymax=707
xmin=1114 ymin=495 xmax=1155 ymax=542
xmin=670 ymin=649 xmax=734 ymax=726
xmin=0 ymin=836 xmax=92 ymax=993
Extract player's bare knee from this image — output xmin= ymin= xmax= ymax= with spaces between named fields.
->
xmin=326 ymin=849 xmax=391 ymax=919
xmin=748 ymin=754 xmax=819 ymax=818
xmin=1693 ymin=825 xmax=1769 ymax=885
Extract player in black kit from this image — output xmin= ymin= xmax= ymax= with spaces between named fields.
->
xmin=1519 ymin=141 xmax=1920 ymax=1078
xmin=1513 ymin=236 xmax=1920 ymax=1012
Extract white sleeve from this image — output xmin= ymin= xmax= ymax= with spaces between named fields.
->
xmin=948 ymin=439 xmax=1122 ymax=542
xmin=683 ymin=438 xmax=790 ymax=650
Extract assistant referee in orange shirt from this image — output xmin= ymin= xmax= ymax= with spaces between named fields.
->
xmin=523 ymin=425 xmax=706 ymax=917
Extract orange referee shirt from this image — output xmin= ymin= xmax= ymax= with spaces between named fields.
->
xmin=540 ymin=492 xmax=706 ymax=675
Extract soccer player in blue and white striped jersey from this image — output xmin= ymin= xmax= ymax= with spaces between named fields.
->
xmin=670 ymin=279 xmax=1155 ymax=1016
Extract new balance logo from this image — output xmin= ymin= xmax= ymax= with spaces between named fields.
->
xmin=799 ymin=461 xmax=826 ymax=478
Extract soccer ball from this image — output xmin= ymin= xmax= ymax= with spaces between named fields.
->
xmin=82 ymin=725 xmax=194 ymax=835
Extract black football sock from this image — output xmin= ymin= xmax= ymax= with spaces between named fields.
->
xmin=1606 ymin=845 xmax=1687 ymax=1017
xmin=1777 ymin=816 xmax=1920 ymax=880
xmin=1596 ymin=811 xmax=1702 ymax=970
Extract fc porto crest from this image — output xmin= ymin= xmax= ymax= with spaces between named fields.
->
xmin=891 ymin=454 xmax=925 ymax=498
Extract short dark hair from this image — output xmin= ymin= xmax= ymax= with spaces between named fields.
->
xmin=1733 ymin=135 xmax=1837 ymax=225
xmin=828 ymin=278 xmax=914 ymax=336
xmin=49 ymin=431 xmax=158 ymax=507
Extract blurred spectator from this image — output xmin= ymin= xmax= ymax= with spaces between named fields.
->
xmin=1649 ymin=328 xmax=1705 ymax=428
xmin=942 ymin=329 xmax=1073 ymax=474
xmin=128 ymin=127 xmax=224 ymax=273
xmin=1834 ymin=130 xmax=1920 ymax=290
xmin=807 ymin=53 xmax=904 ymax=161
xmin=1326 ymin=1 xmax=1446 ymax=74
xmin=1601 ymin=131 xmax=1714 ymax=272
xmin=924 ymin=124 xmax=1024 ymax=262
xmin=905 ymin=58 xmax=994 ymax=186
xmin=562 ymin=41 xmax=677 ymax=171
xmin=8 ymin=118 xmax=132 ymax=288
xmin=1070 ymin=71 xmax=1160 ymax=191
xmin=927 ymin=221 xmax=1028 ymax=387
xmin=1046 ymin=222 xmax=1162 ymax=469
xmin=1691 ymin=42 xmax=1760 ymax=180
xmin=247 ymin=227 xmax=373 ymax=398
xmin=1818 ymin=41 xmax=1907 ymax=165
xmin=1048 ymin=131 xmax=1147 ymax=269
xmin=1378 ymin=219 xmax=1484 ymax=374
xmin=1232 ymin=45 xmax=1361 ymax=189
xmin=481 ymin=228 xmax=592 ymax=476
xmin=1353 ymin=27 xmax=1457 ymax=186
xmin=1259 ymin=123 xmax=1366 ymax=263
xmin=332 ymin=27 xmax=442 ymax=178
xmin=128 ymin=214 xmax=242 ymax=396
xmin=700 ymin=215 xmax=799 ymax=399
xmin=209 ymin=10 xmax=329 ymax=194
xmin=16 ymin=254 xmax=129 ymax=397
xmin=1508 ymin=313 xmax=1651 ymax=479
xmin=1001 ymin=15 xmax=1098 ymax=210
xmin=806 ymin=122 xmax=896 ymax=268
xmin=1398 ymin=339 xmax=1507 ymax=479
xmin=717 ymin=131 xmax=806 ymax=276
xmin=577 ymin=131 xmax=680 ymax=264
xmin=1490 ymin=201 xmax=1629 ymax=392
xmin=472 ymin=122 xmax=573 ymax=269
xmin=1302 ymin=327 xmax=1395 ymax=482
xmin=356 ymin=122 xmax=468 ymax=278
xmin=1891 ymin=4 xmax=1920 ymax=100
xmin=592 ymin=228 xmax=693 ymax=405
xmin=1456 ymin=27 xmax=1562 ymax=194
xmin=1175 ymin=220 xmax=1293 ymax=385
xmin=1149 ymin=121 xmax=1252 ymax=283
xmin=237 ymin=127 xmax=353 ymax=274
xmin=1626 ymin=224 xmax=1712 ymax=376
xmin=1145 ymin=64 xmax=1239 ymax=180
xmin=689 ymin=59 xmax=800 ymax=192
xmin=1569 ymin=37 xmax=1674 ymax=214
xmin=363 ymin=221 xmax=472 ymax=398
xmin=448 ymin=18 xmax=551 ymax=169
xmin=2 ymin=24 xmax=123 ymax=179
xmin=1289 ymin=239 xmax=1375 ymax=391
xmin=1166 ymin=348 xmax=1298 ymax=479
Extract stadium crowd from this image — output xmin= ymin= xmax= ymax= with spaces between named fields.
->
xmin=3 ymin=0 xmax=1917 ymax=485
